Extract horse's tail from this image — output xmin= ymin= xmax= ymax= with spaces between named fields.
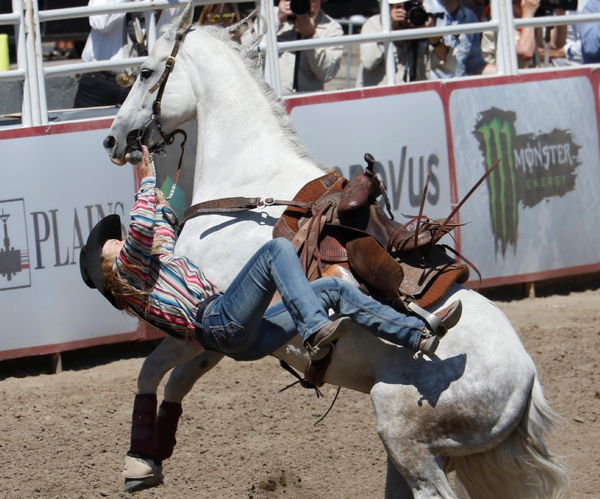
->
xmin=450 ymin=373 xmax=570 ymax=499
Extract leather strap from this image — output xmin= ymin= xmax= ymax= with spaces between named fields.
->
xmin=181 ymin=197 xmax=313 ymax=227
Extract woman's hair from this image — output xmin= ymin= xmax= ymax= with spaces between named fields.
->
xmin=102 ymin=255 xmax=148 ymax=317
xmin=198 ymin=3 xmax=241 ymax=26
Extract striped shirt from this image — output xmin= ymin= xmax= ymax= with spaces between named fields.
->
xmin=114 ymin=176 xmax=219 ymax=342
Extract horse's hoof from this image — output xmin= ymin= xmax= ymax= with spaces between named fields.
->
xmin=122 ymin=455 xmax=163 ymax=492
xmin=123 ymin=475 xmax=164 ymax=492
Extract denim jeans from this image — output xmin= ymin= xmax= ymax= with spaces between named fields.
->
xmin=198 ymin=238 xmax=331 ymax=355
xmin=198 ymin=238 xmax=426 ymax=360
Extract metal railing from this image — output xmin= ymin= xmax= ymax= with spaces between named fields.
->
xmin=1 ymin=0 xmax=599 ymax=127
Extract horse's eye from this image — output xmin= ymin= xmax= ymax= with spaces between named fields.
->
xmin=140 ymin=68 xmax=153 ymax=80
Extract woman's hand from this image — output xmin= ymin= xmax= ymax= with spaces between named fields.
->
xmin=155 ymin=187 xmax=168 ymax=206
xmin=139 ymin=145 xmax=154 ymax=178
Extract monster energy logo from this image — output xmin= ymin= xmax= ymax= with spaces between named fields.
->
xmin=474 ymin=108 xmax=581 ymax=256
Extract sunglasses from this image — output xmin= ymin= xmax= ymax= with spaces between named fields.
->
xmin=207 ymin=13 xmax=236 ymax=23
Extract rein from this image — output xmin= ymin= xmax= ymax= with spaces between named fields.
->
xmin=139 ymin=27 xmax=191 ymax=199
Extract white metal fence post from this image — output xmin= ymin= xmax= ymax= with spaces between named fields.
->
xmin=260 ymin=0 xmax=283 ymax=98
xmin=381 ymin=0 xmax=396 ymax=85
xmin=12 ymin=0 xmax=31 ymax=127
xmin=491 ymin=0 xmax=518 ymax=75
xmin=23 ymin=0 xmax=48 ymax=126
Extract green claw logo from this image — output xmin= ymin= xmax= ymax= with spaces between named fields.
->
xmin=473 ymin=108 xmax=581 ymax=256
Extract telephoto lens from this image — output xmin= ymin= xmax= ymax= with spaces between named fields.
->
xmin=290 ymin=0 xmax=311 ymax=16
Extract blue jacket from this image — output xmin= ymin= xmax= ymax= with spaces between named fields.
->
xmin=580 ymin=0 xmax=600 ymax=63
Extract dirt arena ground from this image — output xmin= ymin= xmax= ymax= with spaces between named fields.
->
xmin=1 ymin=281 xmax=598 ymax=499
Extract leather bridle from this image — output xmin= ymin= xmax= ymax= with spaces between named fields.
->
xmin=138 ymin=27 xmax=191 ymax=197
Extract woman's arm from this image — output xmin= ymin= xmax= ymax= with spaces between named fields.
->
xmin=116 ymin=147 xmax=159 ymax=285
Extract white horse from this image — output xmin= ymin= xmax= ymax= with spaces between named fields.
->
xmin=103 ymin=5 xmax=568 ymax=498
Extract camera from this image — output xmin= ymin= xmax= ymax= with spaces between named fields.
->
xmin=401 ymin=0 xmax=442 ymax=27
xmin=288 ymin=0 xmax=311 ymax=20
xmin=536 ymin=0 xmax=578 ymax=16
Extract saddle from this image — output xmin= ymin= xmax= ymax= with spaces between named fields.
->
xmin=273 ymin=154 xmax=469 ymax=310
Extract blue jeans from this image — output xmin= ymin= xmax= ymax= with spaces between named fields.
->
xmin=198 ymin=238 xmax=425 ymax=360
xmin=198 ymin=238 xmax=331 ymax=354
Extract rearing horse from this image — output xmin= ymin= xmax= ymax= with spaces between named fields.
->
xmin=103 ymin=5 xmax=568 ymax=498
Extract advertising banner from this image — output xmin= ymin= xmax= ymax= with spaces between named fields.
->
xmin=0 ymin=124 xmax=138 ymax=358
xmin=288 ymin=89 xmax=455 ymax=223
xmin=450 ymin=75 xmax=600 ymax=281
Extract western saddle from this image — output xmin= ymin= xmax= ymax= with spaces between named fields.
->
xmin=273 ymin=154 xmax=469 ymax=311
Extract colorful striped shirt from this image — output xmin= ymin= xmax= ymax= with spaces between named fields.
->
xmin=114 ymin=176 xmax=220 ymax=342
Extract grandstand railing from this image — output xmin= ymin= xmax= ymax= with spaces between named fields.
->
xmin=0 ymin=0 xmax=598 ymax=127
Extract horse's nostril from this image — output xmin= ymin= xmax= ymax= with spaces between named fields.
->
xmin=103 ymin=136 xmax=116 ymax=149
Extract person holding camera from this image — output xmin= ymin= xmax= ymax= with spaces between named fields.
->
xmin=357 ymin=0 xmax=439 ymax=87
xmin=74 ymin=0 xmax=183 ymax=108
xmin=423 ymin=0 xmax=496 ymax=79
xmin=481 ymin=0 xmax=567 ymax=68
xmin=275 ymin=0 xmax=344 ymax=93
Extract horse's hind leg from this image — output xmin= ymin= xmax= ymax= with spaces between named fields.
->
xmin=384 ymin=457 xmax=414 ymax=499
xmin=372 ymin=386 xmax=456 ymax=499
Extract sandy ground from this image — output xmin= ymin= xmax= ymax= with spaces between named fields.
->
xmin=1 ymin=283 xmax=599 ymax=499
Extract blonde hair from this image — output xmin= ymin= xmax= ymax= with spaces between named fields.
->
xmin=102 ymin=256 xmax=148 ymax=317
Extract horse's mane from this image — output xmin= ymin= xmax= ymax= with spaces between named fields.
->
xmin=192 ymin=25 xmax=317 ymax=164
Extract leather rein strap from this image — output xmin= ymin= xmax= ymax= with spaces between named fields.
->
xmin=142 ymin=27 xmax=190 ymax=198
xmin=181 ymin=197 xmax=313 ymax=228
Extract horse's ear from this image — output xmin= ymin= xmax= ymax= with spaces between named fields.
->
xmin=174 ymin=1 xmax=194 ymax=36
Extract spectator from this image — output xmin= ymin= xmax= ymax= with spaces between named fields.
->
xmin=198 ymin=3 xmax=241 ymax=27
xmin=357 ymin=0 xmax=434 ymax=87
xmin=74 ymin=0 xmax=181 ymax=108
xmin=481 ymin=0 xmax=566 ymax=68
xmin=197 ymin=3 xmax=243 ymax=43
xmin=423 ymin=0 xmax=496 ymax=78
xmin=580 ymin=0 xmax=600 ymax=63
xmin=275 ymin=0 xmax=344 ymax=94
xmin=48 ymin=39 xmax=78 ymax=60
xmin=553 ymin=0 xmax=588 ymax=66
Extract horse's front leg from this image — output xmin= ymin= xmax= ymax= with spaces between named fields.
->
xmin=124 ymin=335 xmax=204 ymax=491
xmin=155 ymin=348 xmax=224 ymax=462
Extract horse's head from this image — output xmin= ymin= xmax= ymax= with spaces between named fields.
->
xmin=104 ymin=3 xmax=196 ymax=165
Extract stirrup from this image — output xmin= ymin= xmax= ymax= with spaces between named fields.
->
xmin=407 ymin=300 xmax=462 ymax=337
xmin=414 ymin=332 xmax=440 ymax=358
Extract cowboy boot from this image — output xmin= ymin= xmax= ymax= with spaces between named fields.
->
xmin=408 ymin=300 xmax=462 ymax=338
xmin=154 ymin=400 xmax=183 ymax=463
xmin=413 ymin=301 xmax=463 ymax=357
xmin=304 ymin=316 xmax=353 ymax=357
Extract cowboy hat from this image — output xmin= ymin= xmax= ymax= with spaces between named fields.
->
xmin=79 ymin=214 xmax=124 ymax=310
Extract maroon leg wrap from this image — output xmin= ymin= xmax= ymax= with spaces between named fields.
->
xmin=155 ymin=401 xmax=183 ymax=462
xmin=129 ymin=393 xmax=157 ymax=458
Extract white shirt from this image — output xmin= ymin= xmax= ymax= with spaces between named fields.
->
xmin=81 ymin=0 xmax=183 ymax=64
